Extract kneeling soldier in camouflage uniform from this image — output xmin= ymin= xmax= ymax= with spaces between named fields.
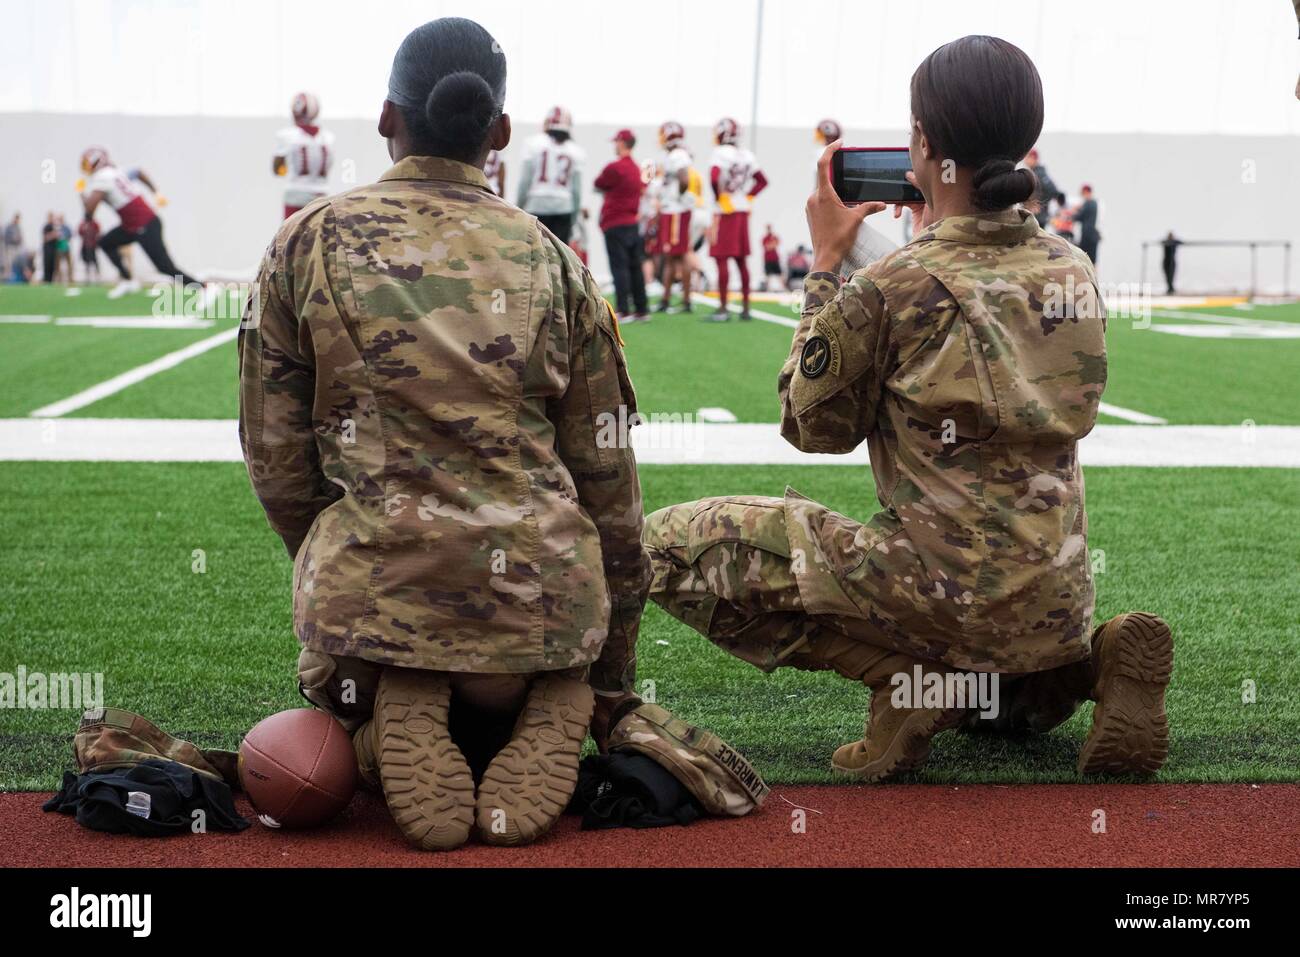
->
xmin=239 ymin=18 xmax=654 ymax=850
xmin=644 ymin=37 xmax=1173 ymax=782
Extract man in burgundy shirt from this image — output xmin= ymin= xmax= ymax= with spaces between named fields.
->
xmin=594 ymin=129 xmax=648 ymax=320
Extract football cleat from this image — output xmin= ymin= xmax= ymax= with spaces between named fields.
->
xmin=107 ymin=279 xmax=141 ymax=300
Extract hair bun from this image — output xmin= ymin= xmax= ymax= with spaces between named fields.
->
xmin=971 ymin=158 xmax=1036 ymax=212
xmin=424 ymin=70 xmax=497 ymax=148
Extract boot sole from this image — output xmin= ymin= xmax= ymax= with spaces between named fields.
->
xmin=475 ymin=677 xmax=593 ymax=846
xmin=831 ymin=707 xmax=966 ymax=782
xmin=1078 ymin=612 xmax=1173 ymax=776
xmin=375 ymin=668 xmax=475 ymax=851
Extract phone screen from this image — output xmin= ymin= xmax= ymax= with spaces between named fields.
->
xmin=833 ymin=148 xmax=924 ymax=204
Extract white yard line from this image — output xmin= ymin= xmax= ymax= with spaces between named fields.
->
xmin=27 ymin=326 xmax=240 ymax=418
xmin=1150 ymin=309 xmax=1295 ymax=328
xmin=54 ymin=316 xmax=216 ymax=329
xmin=1097 ymin=402 xmax=1167 ymax=425
xmin=3 ymin=419 xmax=1297 ymax=467
xmin=695 ymin=292 xmax=800 ymax=328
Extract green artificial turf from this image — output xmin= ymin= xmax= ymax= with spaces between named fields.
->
xmin=2 ymin=460 xmax=1296 ymax=790
xmin=8 ymin=286 xmax=1296 ymax=425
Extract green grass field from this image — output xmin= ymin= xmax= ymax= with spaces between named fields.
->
xmin=1 ymin=284 xmax=1298 ymax=789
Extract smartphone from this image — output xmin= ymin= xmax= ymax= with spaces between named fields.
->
xmin=832 ymin=147 xmax=924 ymax=204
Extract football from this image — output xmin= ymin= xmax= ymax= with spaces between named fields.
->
xmin=238 ymin=709 xmax=357 ymax=829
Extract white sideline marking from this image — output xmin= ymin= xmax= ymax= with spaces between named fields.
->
xmin=28 ymin=326 xmax=240 ymax=418
xmin=696 ymin=407 xmax=738 ymax=422
xmin=1151 ymin=309 xmax=1296 ymax=328
xmin=1149 ymin=324 xmax=1300 ymax=340
xmin=1097 ymin=402 xmax=1167 ymax=425
xmin=696 ymin=293 xmax=799 ymax=328
xmin=2 ymin=419 xmax=1297 ymax=467
xmin=0 ymin=314 xmax=217 ymax=329
xmin=54 ymin=315 xmax=216 ymax=330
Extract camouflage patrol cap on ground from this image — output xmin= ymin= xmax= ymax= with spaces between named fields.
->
xmin=73 ymin=707 xmax=240 ymax=787
xmin=608 ymin=703 xmax=769 ymax=816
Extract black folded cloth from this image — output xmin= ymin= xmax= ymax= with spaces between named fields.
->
xmin=43 ymin=758 xmax=250 ymax=836
xmin=569 ymin=750 xmax=701 ymax=830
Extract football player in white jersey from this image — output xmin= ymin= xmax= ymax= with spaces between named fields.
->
xmin=273 ymin=92 xmax=334 ymax=219
xmin=483 ymin=149 xmax=506 ymax=197
xmin=78 ymin=146 xmax=209 ymax=301
xmin=706 ymin=117 xmax=767 ymax=320
xmin=654 ymin=121 xmax=697 ymax=313
xmin=516 ymin=106 xmax=585 ymax=244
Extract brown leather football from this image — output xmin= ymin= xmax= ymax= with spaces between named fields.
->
xmin=239 ymin=709 xmax=357 ymax=829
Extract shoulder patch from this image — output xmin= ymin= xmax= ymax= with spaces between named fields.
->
xmin=800 ymin=334 xmax=832 ymax=378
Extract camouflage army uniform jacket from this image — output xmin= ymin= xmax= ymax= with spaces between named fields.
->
xmin=238 ymin=155 xmax=648 ymax=691
xmin=779 ymin=208 xmax=1105 ymax=673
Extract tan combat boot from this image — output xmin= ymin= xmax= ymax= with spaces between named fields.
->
xmin=788 ymin=633 xmax=968 ymax=782
xmin=1078 ymin=612 xmax=1173 ymax=776
xmin=475 ymin=673 xmax=594 ymax=846
xmin=374 ymin=667 xmax=475 ymax=851
xmin=831 ymin=676 xmax=969 ymax=781
xmin=351 ymin=719 xmax=380 ymax=792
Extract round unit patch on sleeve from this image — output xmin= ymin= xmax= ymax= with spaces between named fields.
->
xmin=800 ymin=334 xmax=832 ymax=378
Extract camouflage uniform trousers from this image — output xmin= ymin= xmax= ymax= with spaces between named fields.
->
xmin=643 ymin=496 xmax=1093 ymax=732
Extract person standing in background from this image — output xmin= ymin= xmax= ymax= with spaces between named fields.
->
xmin=654 ymin=121 xmax=696 ymax=313
xmin=41 ymin=213 xmax=58 ymax=283
xmin=1022 ymin=149 xmax=1057 ymax=228
xmin=517 ymin=106 xmax=585 ymax=244
xmin=1050 ymin=192 xmax=1075 ymax=240
xmin=639 ymin=158 xmax=663 ymax=294
xmin=55 ymin=214 xmax=74 ymax=282
xmin=1075 ymin=184 xmax=1100 ymax=264
xmin=2 ymin=214 xmax=21 ymax=277
xmin=594 ymin=128 xmax=648 ymax=321
xmin=786 ymin=244 xmax=810 ymax=288
xmin=78 ymin=214 xmax=101 ymax=283
xmin=1161 ymin=231 xmax=1182 ymax=294
xmin=707 ymin=117 xmax=768 ymax=321
xmin=273 ymin=93 xmax=334 ymax=220
xmin=761 ymin=224 xmax=781 ymax=291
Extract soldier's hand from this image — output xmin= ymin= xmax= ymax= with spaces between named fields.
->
xmin=591 ymin=690 xmax=642 ymax=753
xmin=892 ymin=171 xmax=935 ymax=231
xmin=808 ymin=140 xmax=885 ymax=274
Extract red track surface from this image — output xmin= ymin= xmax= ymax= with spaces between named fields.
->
xmin=5 ymin=784 xmax=1297 ymax=867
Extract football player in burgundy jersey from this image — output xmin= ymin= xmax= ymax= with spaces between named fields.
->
xmin=706 ymin=117 xmax=767 ymax=320
xmin=274 ymin=92 xmax=335 ymax=219
xmin=79 ymin=146 xmax=208 ymax=301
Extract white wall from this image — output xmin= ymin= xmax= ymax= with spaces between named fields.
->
xmin=3 ymin=0 xmax=1297 ymax=136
